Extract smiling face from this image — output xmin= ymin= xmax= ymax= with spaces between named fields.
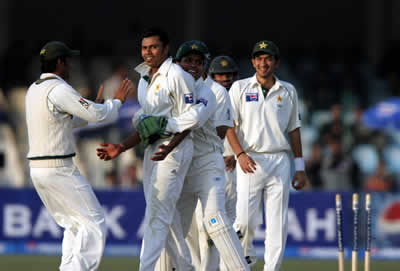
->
xmin=251 ymin=53 xmax=279 ymax=79
xmin=178 ymin=52 xmax=205 ymax=80
xmin=141 ymin=35 xmax=169 ymax=69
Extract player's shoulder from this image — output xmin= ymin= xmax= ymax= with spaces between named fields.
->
xmin=198 ymin=81 xmax=217 ymax=101
xmin=169 ymin=63 xmax=195 ymax=85
xmin=278 ymin=79 xmax=297 ymax=93
xmin=206 ymin=77 xmax=228 ymax=99
xmin=230 ymin=77 xmax=252 ymax=94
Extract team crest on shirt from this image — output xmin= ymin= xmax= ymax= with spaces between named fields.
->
xmin=277 ymin=95 xmax=283 ymax=107
xmin=196 ymin=98 xmax=208 ymax=106
xmin=246 ymin=93 xmax=258 ymax=102
xmin=79 ymin=98 xmax=90 ymax=109
xmin=184 ymin=93 xmax=194 ymax=104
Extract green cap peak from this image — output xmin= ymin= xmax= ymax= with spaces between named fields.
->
xmin=175 ymin=40 xmax=210 ymax=62
xmin=40 ymin=41 xmax=80 ymax=62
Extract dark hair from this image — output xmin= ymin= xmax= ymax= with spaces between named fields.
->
xmin=141 ymin=27 xmax=169 ymax=46
xmin=40 ymin=56 xmax=67 ymax=73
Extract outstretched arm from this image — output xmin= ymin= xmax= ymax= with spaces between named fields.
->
xmin=97 ymin=131 xmax=141 ymax=161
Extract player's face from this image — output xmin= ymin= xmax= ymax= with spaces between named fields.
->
xmin=213 ymin=72 xmax=235 ymax=90
xmin=178 ymin=53 xmax=205 ymax=80
xmin=251 ymin=53 xmax=279 ymax=79
xmin=141 ymin=36 xmax=169 ymax=69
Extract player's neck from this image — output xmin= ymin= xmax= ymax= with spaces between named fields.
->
xmin=256 ymin=73 xmax=275 ymax=90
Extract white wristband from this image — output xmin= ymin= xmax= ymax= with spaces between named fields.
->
xmin=294 ymin=157 xmax=305 ymax=171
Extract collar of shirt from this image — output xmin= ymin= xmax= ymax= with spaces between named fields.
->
xmin=40 ymin=73 xmax=67 ymax=84
xmin=135 ymin=57 xmax=173 ymax=80
xmin=248 ymin=74 xmax=283 ymax=95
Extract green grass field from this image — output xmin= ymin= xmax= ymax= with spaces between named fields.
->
xmin=0 ymin=256 xmax=398 ymax=271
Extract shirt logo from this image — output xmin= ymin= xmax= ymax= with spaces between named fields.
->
xmin=184 ymin=93 xmax=194 ymax=104
xmin=79 ymin=98 xmax=90 ymax=109
xmin=196 ymin=98 xmax=208 ymax=106
xmin=210 ymin=217 xmax=219 ymax=227
xmin=277 ymin=95 xmax=283 ymax=107
xmin=246 ymin=93 xmax=259 ymax=102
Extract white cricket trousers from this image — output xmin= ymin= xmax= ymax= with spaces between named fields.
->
xmin=188 ymin=167 xmax=238 ymax=271
xmin=139 ymin=137 xmax=194 ymax=271
xmin=158 ymin=153 xmax=249 ymax=271
xmin=29 ymin=158 xmax=106 ymax=271
xmin=234 ymin=152 xmax=291 ymax=271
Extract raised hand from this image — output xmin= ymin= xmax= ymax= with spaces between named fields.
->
xmin=113 ymin=78 xmax=134 ymax=104
xmin=96 ymin=143 xmax=123 ymax=161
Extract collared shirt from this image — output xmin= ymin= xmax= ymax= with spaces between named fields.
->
xmin=229 ymin=74 xmax=301 ymax=153
xmin=134 ymin=57 xmax=196 ymax=128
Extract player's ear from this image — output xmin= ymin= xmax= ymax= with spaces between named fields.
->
xmin=251 ymin=57 xmax=256 ymax=68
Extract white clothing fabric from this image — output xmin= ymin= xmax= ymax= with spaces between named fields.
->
xmin=25 ymin=72 xmax=123 ymax=271
xmin=229 ymin=75 xmax=301 ymax=154
xmin=135 ymin=57 xmax=200 ymax=271
xmin=230 ymin=75 xmax=301 ymax=271
xmin=26 ymin=73 xmax=121 ymax=159
xmin=234 ymin=152 xmax=291 ymax=271
xmin=30 ymin=161 xmax=106 ymax=271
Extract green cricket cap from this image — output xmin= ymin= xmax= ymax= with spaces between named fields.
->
xmin=251 ymin=40 xmax=279 ymax=58
xmin=39 ymin=41 xmax=80 ymax=62
xmin=175 ymin=40 xmax=210 ymax=62
xmin=209 ymin=55 xmax=238 ymax=74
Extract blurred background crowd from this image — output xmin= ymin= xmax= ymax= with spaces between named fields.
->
xmin=1 ymin=0 xmax=400 ymax=193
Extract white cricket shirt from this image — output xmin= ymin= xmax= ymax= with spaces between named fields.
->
xmin=134 ymin=57 xmax=196 ymax=135
xmin=229 ymin=74 xmax=301 ymax=154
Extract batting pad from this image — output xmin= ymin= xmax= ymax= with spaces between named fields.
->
xmin=203 ymin=212 xmax=249 ymax=271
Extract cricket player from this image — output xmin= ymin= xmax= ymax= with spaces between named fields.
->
xmin=193 ymin=55 xmax=241 ymax=270
xmin=25 ymin=41 xmax=133 ymax=271
xmin=226 ymin=40 xmax=307 ymax=271
xmin=157 ymin=40 xmax=249 ymax=271
xmin=96 ymin=29 xmax=217 ymax=271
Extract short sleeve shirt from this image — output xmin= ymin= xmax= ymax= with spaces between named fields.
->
xmin=229 ymin=74 xmax=301 ymax=153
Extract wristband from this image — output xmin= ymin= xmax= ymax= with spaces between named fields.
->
xmin=236 ymin=151 xmax=245 ymax=159
xmin=294 ymin=157 xmax=305 ymax=171
xmin=118 ymin=144 xmax=127 ymax=153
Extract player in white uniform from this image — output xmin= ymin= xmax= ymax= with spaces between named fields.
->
xmin=25 ymin=41 xmax=133 ymax=271
xmin=226 ymin=40 xmax=307 ymax=271
xmin=157 ymin=41 xmax=249 ymax=271
xmin=194 ymin=55 xmax=241 ymax=270
xmin=96 ymin=29 xmax=214 ymax=271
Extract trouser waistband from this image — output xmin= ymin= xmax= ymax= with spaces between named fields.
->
xmin=29 ymin=157 xmax=74 ymax=168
